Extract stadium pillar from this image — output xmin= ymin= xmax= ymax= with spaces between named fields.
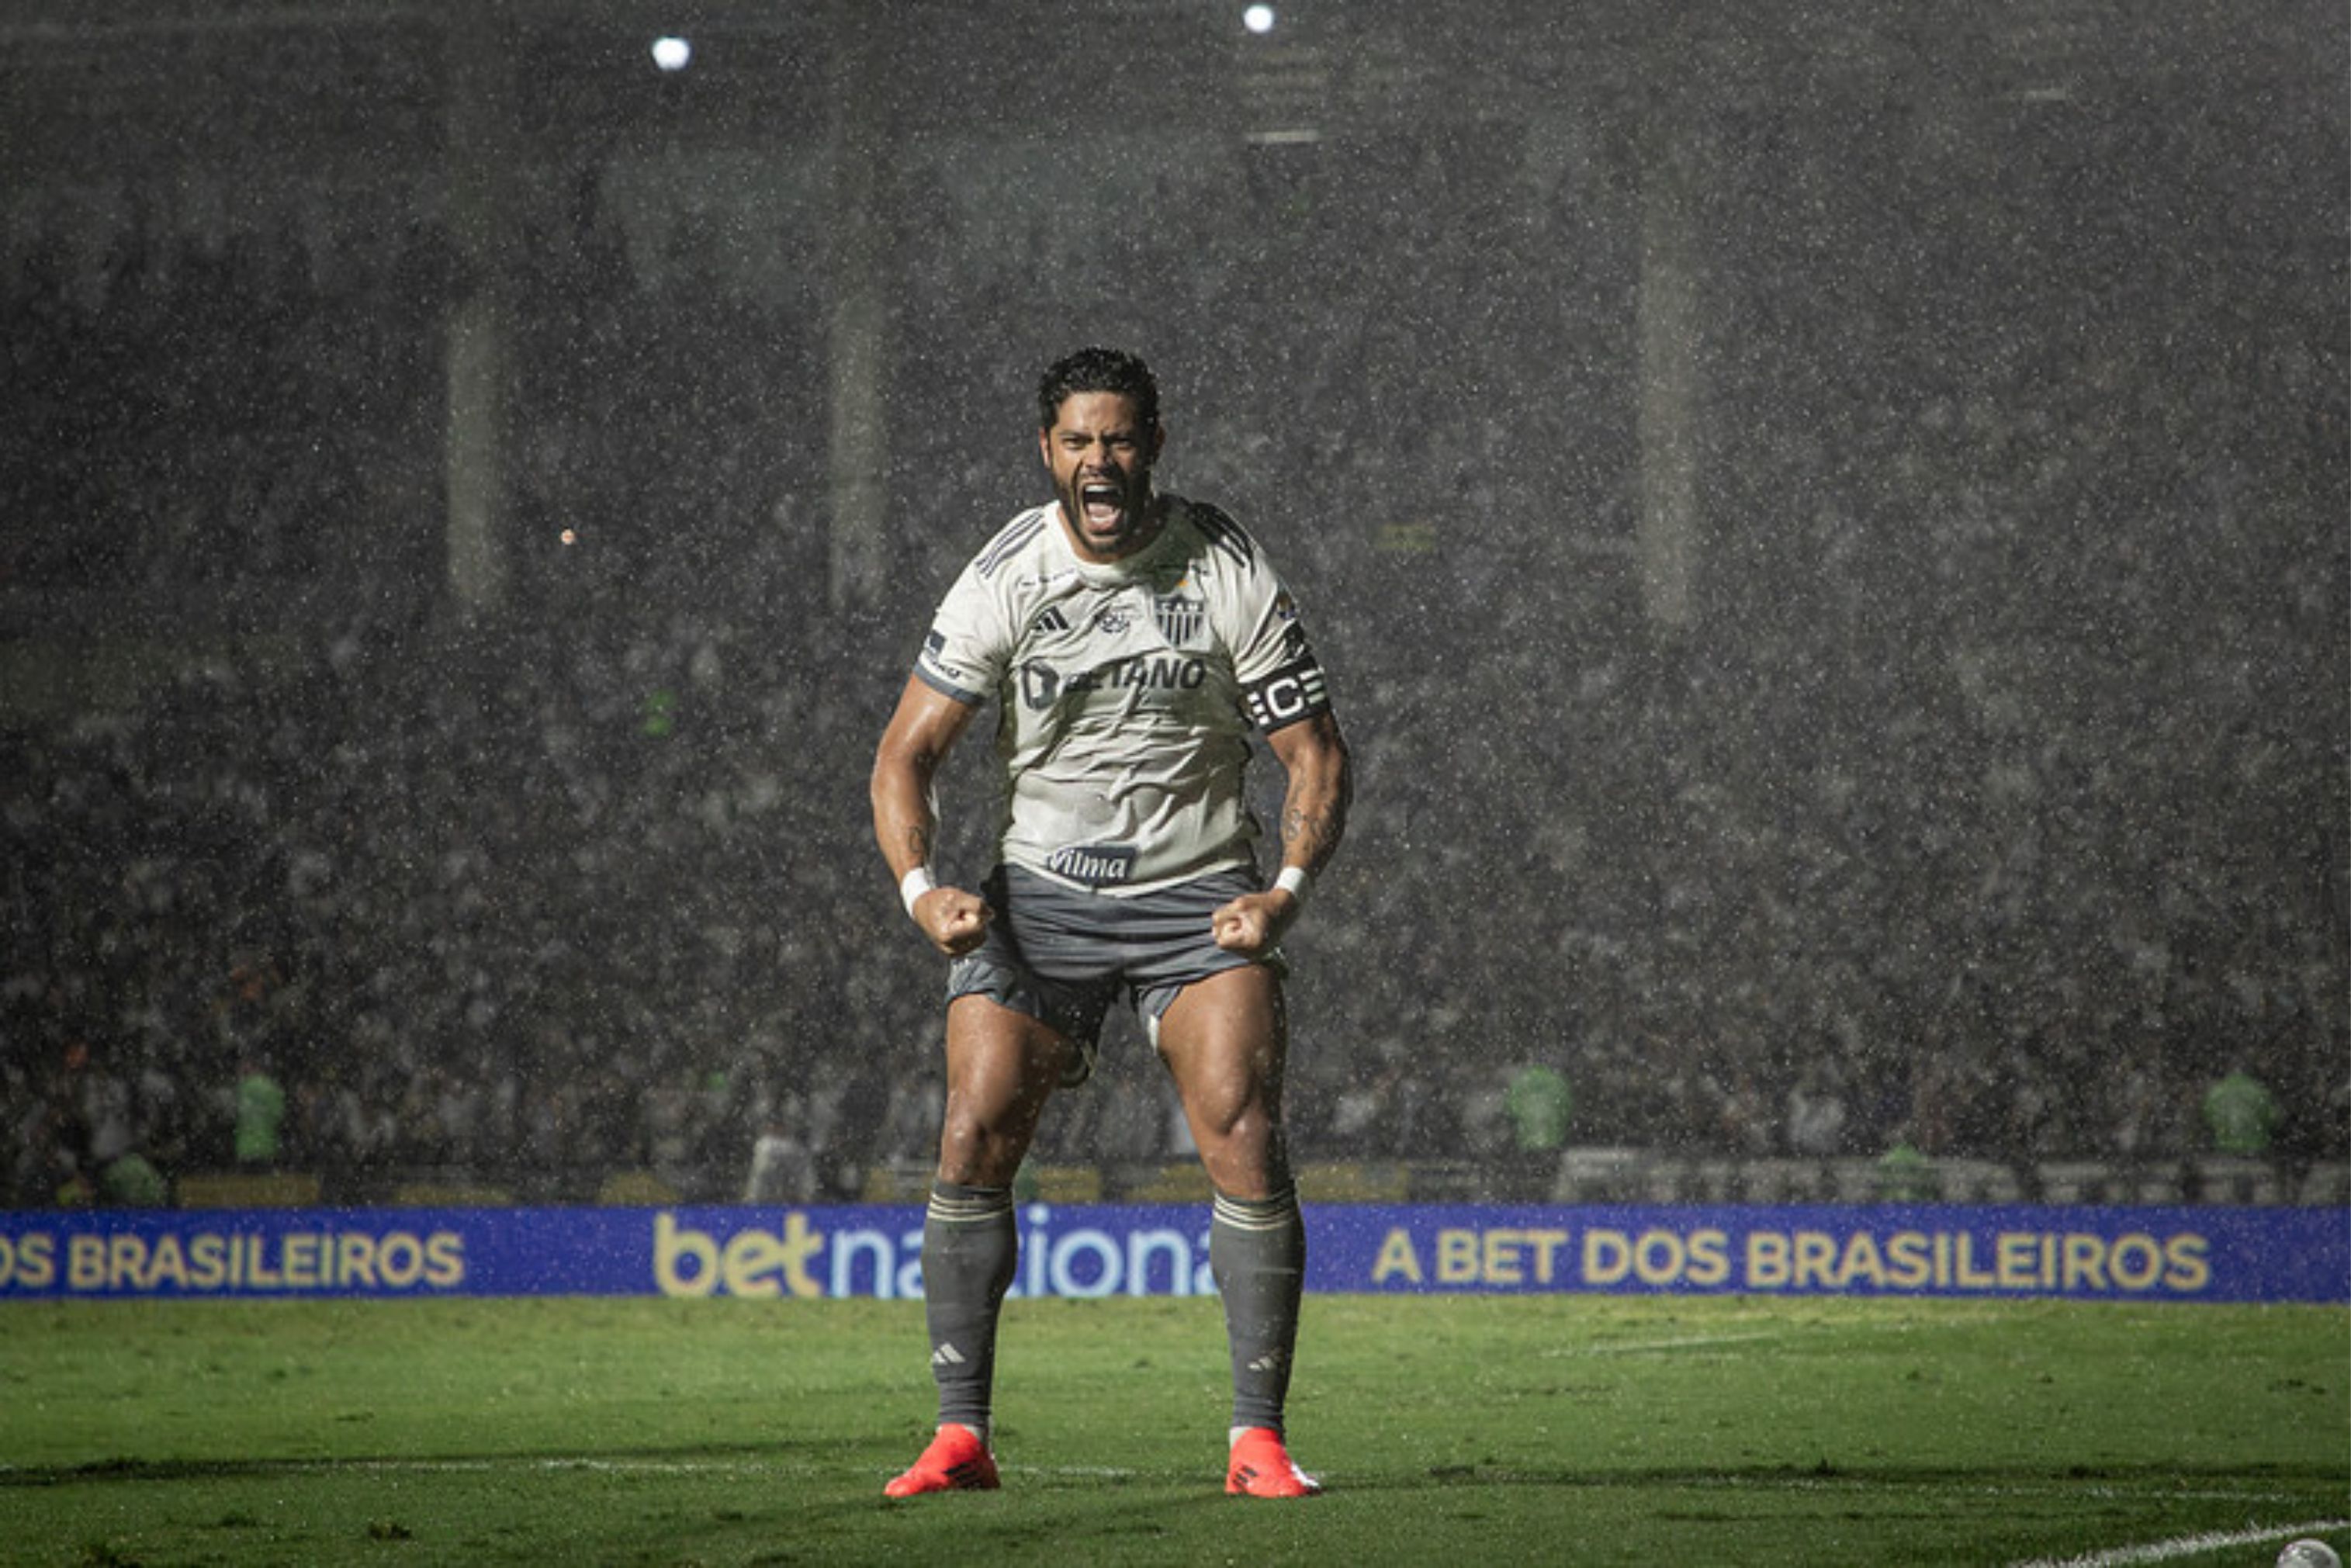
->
xmin=441 ymin=9 xmax=516 ymax=615
xmin=1634 ymin=116 xmax=1702 ymax=632
xmin=823 ymin=2 xmax=889 ymax=615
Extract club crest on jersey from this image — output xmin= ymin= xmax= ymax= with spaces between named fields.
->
xmin=1153 ymin=594 xmax=1206 ymax=649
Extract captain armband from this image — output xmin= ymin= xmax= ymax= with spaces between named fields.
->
xmin=1240 ymin=659 xmax=1331 ymax=732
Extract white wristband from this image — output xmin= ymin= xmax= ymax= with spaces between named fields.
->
xmin=1274 ymin=864 xmax=1313 ymax=909
xmin=899 ymin=866 xmax=938 ymax=918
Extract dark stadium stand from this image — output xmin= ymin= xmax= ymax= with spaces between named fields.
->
xmin=2 ymin=1 xmax=2341 ymax=1214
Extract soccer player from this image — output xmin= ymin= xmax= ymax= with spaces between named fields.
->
xmin=870 ymin=347 xmax=1350 ymax=1500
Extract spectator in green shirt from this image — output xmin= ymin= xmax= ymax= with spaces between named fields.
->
xmin=235 ymin=1058 xmax=286 ymax=1170
xmin=2202 ymin=1069 xmax=2278 ymax=1157
xmin=1501 ymin=1063 xmax=1572 ymax=1201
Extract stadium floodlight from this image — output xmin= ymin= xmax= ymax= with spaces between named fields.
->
xmin=651 ymin=35 xmax=691 ymax=71
xmin=1243 ymin=5 xmax=1276 ymax=35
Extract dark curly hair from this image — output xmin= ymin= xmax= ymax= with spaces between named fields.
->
xmin=1036 ymin=346 xmax=1160 ymax=432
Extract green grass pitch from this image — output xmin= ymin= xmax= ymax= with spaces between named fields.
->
xmin=0 ymin=1293 xmax=2342 ymax=1566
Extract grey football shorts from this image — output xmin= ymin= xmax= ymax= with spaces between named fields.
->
xmin=945 ymin=863 xmax=1286 ymax=1087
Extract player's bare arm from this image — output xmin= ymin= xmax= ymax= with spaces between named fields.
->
xmin=1213 ymin=711 xmax=1351 ymax=955
xmin=1275 ymin=710 xmax=1351 ymax=877
xmin=871 ymin=675 xmax=991 ymax=957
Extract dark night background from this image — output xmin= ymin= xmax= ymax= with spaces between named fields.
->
xmin=2 ymin=1 xmax=2342 ymax=1206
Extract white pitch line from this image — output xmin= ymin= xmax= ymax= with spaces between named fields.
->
xmin=529 ymin=1458 xmax=772 ymax=1476
xmin=2006 ymin=1518 xmax=2351 ymax=1568
xmin=1675 ymin=1475 xmax=2306 ymax=1507
xmin=1551 ymin=1312 xmax=2018 ymax=1359
xmin=1548 ymin=1330 xmax=1792 ymax=1355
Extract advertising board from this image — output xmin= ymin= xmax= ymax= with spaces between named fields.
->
xmin=3 ymin=1202 xmax=2341 ymax=1303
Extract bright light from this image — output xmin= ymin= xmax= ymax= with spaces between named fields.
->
xmin=650 ymin=36 xmax=691 ymax=71
xmin=1243 ymin=5 xmax=1276 ymax=35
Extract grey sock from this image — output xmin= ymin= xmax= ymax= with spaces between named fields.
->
xmin=1210 ymin=1185 xmax=1306 ymax=1435
xmin=920 ymin=1182 xmax=1016 ymax=1437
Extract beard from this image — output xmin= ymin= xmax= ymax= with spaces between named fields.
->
xmin=1061 ymin=470 xmax=1157 ymax=560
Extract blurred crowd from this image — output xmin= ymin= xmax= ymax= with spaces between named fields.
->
xmin=4 ymin=90 xmax=2343 ymax=1209
xmin=7 ymin=557 xmax=2338 ymax=1210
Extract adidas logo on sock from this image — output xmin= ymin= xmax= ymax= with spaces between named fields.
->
xmin=931 ymin=1342 xmax=967 ymax=1368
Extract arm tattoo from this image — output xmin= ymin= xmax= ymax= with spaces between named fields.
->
xmin=897 ymin=744 xmax=943 ymax=869
xmin=1282 ymin=800 xmax=1346 ymax=871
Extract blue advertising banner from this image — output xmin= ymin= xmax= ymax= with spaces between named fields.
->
xmin=1 ymin=1202 xmax=2342 ymax=1304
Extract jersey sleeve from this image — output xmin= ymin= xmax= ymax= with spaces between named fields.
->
xmin=1227 ymin=557 xmax=1333 ymax=734
xmin=914 ymin=560 xmax=1010 ymax=707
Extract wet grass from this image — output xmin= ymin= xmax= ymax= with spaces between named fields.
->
xmin=0 ymin=1294 xmax=2342 ymax=1566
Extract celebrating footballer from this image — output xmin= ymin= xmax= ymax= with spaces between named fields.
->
xmin=870 ymin=346 xmax=1351 ymax=1499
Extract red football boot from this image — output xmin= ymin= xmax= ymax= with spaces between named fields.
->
xmin=884 ymin=1423 xmax=1000 ymax=1499
xmin=1225 ymin=1427 xmax=1322 ymax=1498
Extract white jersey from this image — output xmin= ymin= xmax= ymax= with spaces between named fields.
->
xmin=915 ymin=494 xmax=1332 ymax=895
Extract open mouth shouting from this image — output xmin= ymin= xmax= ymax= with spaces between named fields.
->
xmin=1079 ymin=477 xmax=1127 ymax=535
xmin=1064 ymin=468 xmax=1160 ymax=559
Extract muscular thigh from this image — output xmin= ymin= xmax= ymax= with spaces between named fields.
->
xmin=1155 ymin=965 xmax=1290 ymax=1189
xmin=936 ymin=994 xmax=1074 ymax=1185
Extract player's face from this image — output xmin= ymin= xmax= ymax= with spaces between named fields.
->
xmin=1040 ymin=390 xmax=1164 ymax=563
